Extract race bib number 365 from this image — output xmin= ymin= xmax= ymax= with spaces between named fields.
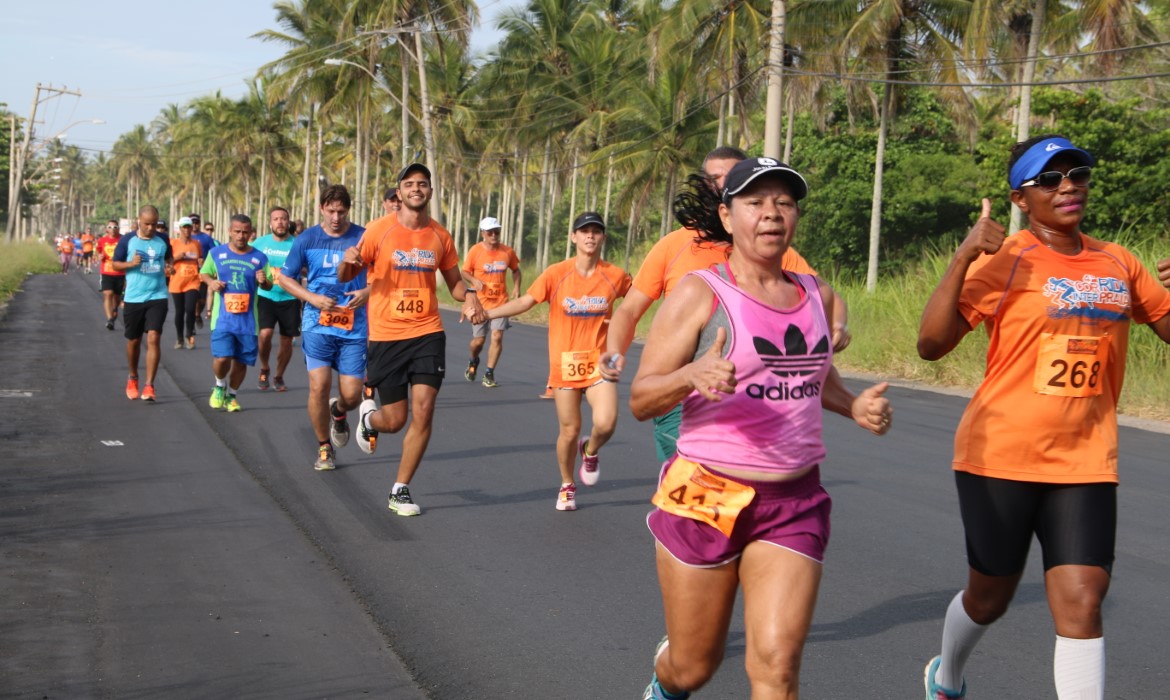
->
xmin=652 ymin=458 xmax=756 ymax=538
xmin=560 ymin=350 xmax=599 ymax=381
xmin=1033 ymin=333 xmax=1109 ymax=398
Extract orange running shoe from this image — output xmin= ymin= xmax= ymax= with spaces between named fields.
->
xmin=126 ymin=377 xmax=140 ymax=400
xmin=141 ymin=385 xmax=156 ymax=402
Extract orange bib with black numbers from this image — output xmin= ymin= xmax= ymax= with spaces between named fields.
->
xmin=652 ymin=457 xmax=757 ymax=538
xmin=320 ymin=306 xmax=354 ymax=331
xmin=391 ymin=288 xmax=428 ymax=319
xmin=560 ymin=350 xmax=599 ymax=382
xmin=223 ymin=293 xmax=250 ymax=314
xmin=1033 ymin=333 xmax=1109 ymax=397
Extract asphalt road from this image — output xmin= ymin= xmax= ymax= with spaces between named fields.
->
xmin=2 ymin=270 xmax=1168 ymax=699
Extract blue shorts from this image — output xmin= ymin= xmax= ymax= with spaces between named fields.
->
xmin=211 ymin=329 xmax=258 ymax=366
xmin=301 ymin=331 xmax=367 ymax=378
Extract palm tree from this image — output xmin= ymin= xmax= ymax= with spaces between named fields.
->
xmin=791 ymin=0 xmax=970 ymax=291
xmin=110 ymin=125 xmax=157 ymax=217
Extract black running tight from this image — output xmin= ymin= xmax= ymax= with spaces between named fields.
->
xmin=172 ymin=290 xmax=199 ymax=340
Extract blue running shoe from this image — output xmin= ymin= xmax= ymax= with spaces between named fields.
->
xmin=924 ymin=655 xmax=966 ymax=700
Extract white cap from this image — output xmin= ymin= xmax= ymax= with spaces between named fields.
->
xmin=479 ymin=216 xmax=501 ymax=231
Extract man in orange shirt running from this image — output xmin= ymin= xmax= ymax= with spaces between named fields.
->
xmin=483 ymin=212 xmax=631 ymax=511
xmin=338 ymin=163 xmax=484 ymax=516
xmin=461 ymin=216 xmax=522 ymax=387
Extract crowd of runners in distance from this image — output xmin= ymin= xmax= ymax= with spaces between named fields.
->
xmin=70 ymin=137 xmax=1170 ymax=700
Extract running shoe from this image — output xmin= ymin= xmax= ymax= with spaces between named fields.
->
xmin=578 ymin=437 xmax=600 ymax=486
xmin=388 ymin=486 xmax=421 ymax=516
xmin=464 ymin=359 xmax=478 ymax=382
xmin=273 ymin=376 xmax=288 ymax=392
xmin=328 ymin=397 xmax=350 ymax=448
xmin=314 ymin=444 xmax=336 ymax=471
xmin=357 ymin=398 xmax=379 ymax=454
xmin=140 ymin=385 xmax=156 ymax=402
xmin=225 ymin=395 xmax=241 ymax=413
xmin=196 ymin=316 xmax=204 ymax=329
xmin=482 ymin=373 xmax=498 ymax=388
xmin=258 ymin=372 xmax=270 ymax=391
xmin=125 ymin=377 xmax=140 ymax=400
xmin=173 ymin=340 xmax=183 ymax=350
xmin=556 ymin=483 xmax=577 ymax=511
xmin=186 ymin=337 xmax=196 ymax=350
xmin=209 ymin=385 xmax=226 ymax=410
xmin=642 ymin=676 xmax=689 ymax=700
xmin=105 ymin=319 xmax=115 ymax=331
xmin=923 ymin=656 xmax=966 ymax=700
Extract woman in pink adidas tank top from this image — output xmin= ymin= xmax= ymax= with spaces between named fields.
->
xmin=630 ymin=158 xmax=893 ymax=700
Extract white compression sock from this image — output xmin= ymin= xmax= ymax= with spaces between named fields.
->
xmin=1054 ymin=635 xmax=1104 ymax=700
xmin=215 ymin=376 xmax=227 ymax=388
xmin=936 ymin=591 xmax=989 ymax=691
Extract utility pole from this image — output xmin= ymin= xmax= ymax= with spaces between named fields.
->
xmin=7 ymin=84 xmax=82 ymax=241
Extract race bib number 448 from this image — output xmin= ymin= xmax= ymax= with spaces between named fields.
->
xmin=1033 ymin=333 xmax=1109 ymax=398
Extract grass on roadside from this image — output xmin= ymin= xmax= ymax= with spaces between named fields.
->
xmin=0 ymin=241 xmax=58 ymax=302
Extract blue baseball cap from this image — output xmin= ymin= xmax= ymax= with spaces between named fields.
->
xmin=1009 ymin=137 xmax=1095 ymax=190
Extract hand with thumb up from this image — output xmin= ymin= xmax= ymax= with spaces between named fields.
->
xmin=852 ymin=381 xmax=893 ymax=435
xmin=686 ymin=326 xmax=737 ymax=401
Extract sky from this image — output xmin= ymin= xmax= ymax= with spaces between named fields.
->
xmin=0 ymin=0 xmax=512 ymax=158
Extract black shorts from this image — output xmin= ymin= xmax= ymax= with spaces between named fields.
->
xmin=955 ymin=471 xmax=1116 ymax=577
xmin=123 ymin=299 xmax=169 ymax=340
xmin=366 ymin=331 xmax=446 ymax=404
xmin=100 ymin=275 xmax=126 ymax=295
xmin=257 ymin=297 xmax=301 ymax=337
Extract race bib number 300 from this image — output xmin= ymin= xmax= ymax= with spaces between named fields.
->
xmin=1033 ymin=333 xmax=1109 ymax=398
xmin=652 ymin=458 xmax=756 ymax=538
xmin=560 ymin=350 xmax=599 ymax=381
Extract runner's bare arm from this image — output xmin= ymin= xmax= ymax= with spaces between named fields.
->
xmin=601 ymin=287 xmax=654 ymax=381
xmin=918 ymin=198 xmax=1002 ymax=360
xmin=630 ymin=276 xmax=730 ymax=420
xmin=484 ymin=294 xmax=537 ymax=320
xmin=274 ymin=270 xmax=336 ymax=311
xmin=336 ymin=246 xmax=363 ymax=283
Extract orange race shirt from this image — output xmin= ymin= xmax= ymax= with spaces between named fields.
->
xmin=633 ymin=227 xmax=815 ymax=300
xmin=169 ymin=237 xmax=203 ymax=293
xmin=529 ymin=259 xmax=632 ymax=388
xmin=462 ymin=242 xmax=520 ymax=310
xmin=97 ymin=235 xmax=124 ymax=276
xmin=81 ymin=234 xmax=95 ymax=254
xmin=58 ymin=239 xmax=74 ymax=254
xmin=359 ymin=213 xmax=459 ymax=342
xmin=955 ymin=229 xmax=1170 ymax=484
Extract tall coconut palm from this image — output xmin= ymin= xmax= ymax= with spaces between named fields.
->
xmin=791 ymin=0 xmax=971 ymax=292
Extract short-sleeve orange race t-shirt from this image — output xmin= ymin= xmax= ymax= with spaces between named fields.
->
xmin=529 ymin=259 xmax=632 ymax=388
xmin=462 ymin=242 xmax=520 ymax=310
xmin=954 ymin=229 xmax=1170 ymax=484
xmin=169 ymin=237 xmax=203 ymax=293
xmin=633 ymin=227 xmax=815 ymax=300
xmin=359 ymin=213 xmax=460 ymax=342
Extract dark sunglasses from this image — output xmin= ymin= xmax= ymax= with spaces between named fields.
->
xmin=1020 ymin=166 xmax=1092 ymax=191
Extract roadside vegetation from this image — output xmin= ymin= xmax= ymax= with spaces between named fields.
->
xmin=0 ymin=241 xmax=56 ymax=302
